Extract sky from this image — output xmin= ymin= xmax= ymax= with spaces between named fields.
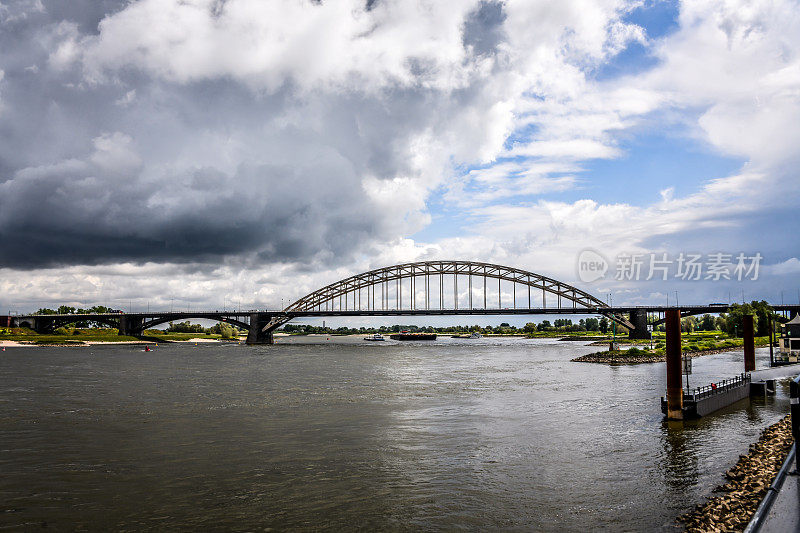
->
xmin=1 ymin=0 xmax=799 ymax=323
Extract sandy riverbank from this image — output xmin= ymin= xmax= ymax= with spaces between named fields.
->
xmin=0 ymin=340 xmax=27 ymax=347
xmin=0 ymin=340 xmax=153 ymax=347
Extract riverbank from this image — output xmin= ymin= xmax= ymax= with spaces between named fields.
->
xmin=0 ymin=337 xmax=245 ymax=347
xmin=572 ymin=346 xmax=744 ymax=365
xmin=0 ymin=340 xmax=27 ymax=347
xmin=678 ymin=415 xmax=793 ymax=532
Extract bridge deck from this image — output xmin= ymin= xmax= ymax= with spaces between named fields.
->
xmin=11 ymin=304 xmax=800 ymax=321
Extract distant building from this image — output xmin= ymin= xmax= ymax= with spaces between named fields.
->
xmin=0 ymin=316 xmax=11 ymax=328
xmin=777 ymin=314 xmax=800 ymax=363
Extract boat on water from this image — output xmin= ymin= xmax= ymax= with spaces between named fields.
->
xmin=451 ymin=332 xmax=482 ymax=339
xmin=363 ymin=333 xmax=385 ymax=341
xmin=389 ymin=331 xmax=437 ymax=341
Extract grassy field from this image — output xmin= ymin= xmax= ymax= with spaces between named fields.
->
xmin=0 ymin=327 xmax=238 ymax=344
xmin=525 ymin=331 xmax=611 ymax=338
xmin=581 ymin=335 xmax=770 ymax=362
xmin=574 ymin=334 xmax=772 ymax=364
xmin=645 ymin=334 xmax=770 ymax=355
xmin=1 ymin=327 xmax=138 ymax=343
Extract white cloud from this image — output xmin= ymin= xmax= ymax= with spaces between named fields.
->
xmin=766 ymin=258 xmax=800 ymax=276
xmin=0 ymin=0 xmax=43 ymax=24
xmin=78 ymin=0 xmax=482 ymax=93
xmin=431 ymin=0 xmax=800 ymax=305
xmin=114 ymin=89 xmax=136 ymax=107
xmin=2 ymin=0 xmax=798 ymax=313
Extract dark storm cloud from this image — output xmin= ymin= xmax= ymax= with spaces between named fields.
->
xmin=0 ymin=129 xmax=390 ymax=268
xmin=41 ymin=0 xmax=129 ymax=34
xmin=0 ymin=0 xmax=509 ymax=269
xmin=462 ymin=1 xmax=506 ymax=57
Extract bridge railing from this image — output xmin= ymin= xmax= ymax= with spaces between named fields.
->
xmin=688 ymin=373 xmax=750 ymax=402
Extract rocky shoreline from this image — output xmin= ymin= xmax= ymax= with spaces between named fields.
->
xmin=678 ymin=415 xmax=793 ymax=532
xmin=572 ymin=347 xmax=741 ymax=365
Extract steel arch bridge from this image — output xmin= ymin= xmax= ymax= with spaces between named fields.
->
xmin=265 ymin=260 xmax=633 ymax=333
xmin=12 ymin=260 xmax=661 ymax=344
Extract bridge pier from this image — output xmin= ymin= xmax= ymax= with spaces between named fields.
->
xmin=246 ymin=313 xmax=275 ymax=345
xmin=15 ymin=315 xmax=56 ymax=333
xmin=628 ymin=309 xmax=651 ymax=340
xmin=117 ymin=315 xmax=143 ymax=337
xmin=32 ymin=316 xmax=55 ymax=334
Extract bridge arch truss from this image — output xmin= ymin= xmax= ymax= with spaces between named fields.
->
xmin=283 ymin=260 xmax=631 ymax=327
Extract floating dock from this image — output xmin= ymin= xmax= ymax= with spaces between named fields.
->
xmin=662 ymin=374 xmax=753 ymax=418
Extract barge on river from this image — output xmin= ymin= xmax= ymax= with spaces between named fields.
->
xmin=389 ymin=332 xmax=437 ymax=341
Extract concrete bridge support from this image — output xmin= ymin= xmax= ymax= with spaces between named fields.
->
xmin=246 ymin=313 xmax=275 ymax=345
xmin=117 ymin=315 xmax=143 ymax=337
xmin=628 ymin=308 xmax=651 ymax=339
xmin=24 ymin=316 xmax=55 ymax=334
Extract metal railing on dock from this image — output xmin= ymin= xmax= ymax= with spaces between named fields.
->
xmin=791 ymin=374 xmax=800 ymax=473
xmin=687 ymin=373 xmax=750 ymax=402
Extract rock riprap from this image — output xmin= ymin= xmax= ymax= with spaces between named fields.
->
xmin=678 ymin=415 xmax=793 ymax=532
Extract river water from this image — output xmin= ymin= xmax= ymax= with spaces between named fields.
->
xmin=0 ymin=338 xmax=789 ymax=531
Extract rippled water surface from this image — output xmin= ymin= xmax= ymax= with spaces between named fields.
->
xmin=0 ymin=338 xmax=790 ymax=531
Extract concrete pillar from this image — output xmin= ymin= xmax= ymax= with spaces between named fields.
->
xmin=246 ymin=313 xmax=275 ymax=345
xmin=33 ymin=316 xmax=55 ymax=334
xmin=665 ymin=308 xmax=683 ymax=420
xmin=118 ymin=315 xmax=129 ymax=336
xmin=743 ymin=314 xmax=755 ymax=372
xmin=628 ymin=309 xmax=651 ymax=339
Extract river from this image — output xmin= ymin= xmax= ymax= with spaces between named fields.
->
xmin=0 ymin=337 xmax=789 ymax=531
